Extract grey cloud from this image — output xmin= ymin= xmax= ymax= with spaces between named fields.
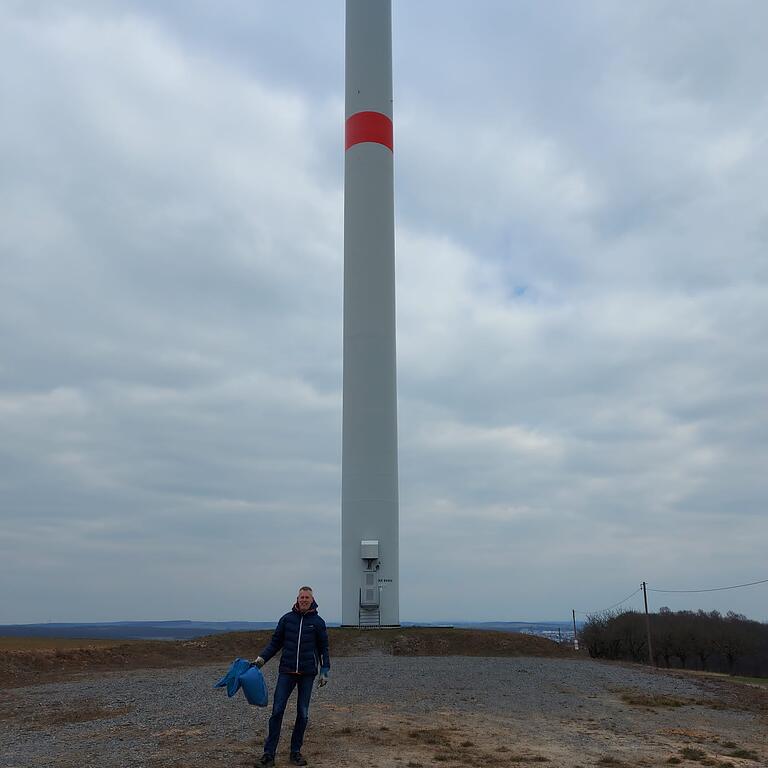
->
xmin=1 ymin=1 xmax=767 ymax=623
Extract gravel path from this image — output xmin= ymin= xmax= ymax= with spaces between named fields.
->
xmin=1 ymin=657 xmax=765 ymax=767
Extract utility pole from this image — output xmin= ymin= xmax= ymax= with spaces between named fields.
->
xmin=572 ymin=609 xmax=579 ymax=651
xmin=642 ymin=581 xmax=654 ymax=666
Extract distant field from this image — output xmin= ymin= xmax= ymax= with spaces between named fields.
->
xmin=0 ymin=636 xmax=135 ymax=651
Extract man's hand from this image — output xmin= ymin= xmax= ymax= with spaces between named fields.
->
xmin=254 ymin=656 xmax=265 ymax=668
xmin=318 ymin=668 xmax=329 ymax=687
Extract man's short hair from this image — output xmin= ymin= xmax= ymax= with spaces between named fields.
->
xmin=298 ymin=585 xmax=313 ymax=593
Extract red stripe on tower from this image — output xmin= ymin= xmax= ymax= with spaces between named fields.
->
xmin=345 ymin=111 xmax=393 ymax=152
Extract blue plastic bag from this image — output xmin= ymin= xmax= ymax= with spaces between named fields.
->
xmin=215 ymin=658 xmax=252 ymax=697
xmin=214 ymin=658 xmax=269 ymax=707
xmin=239 ymin=666 xmax=269 ymax=707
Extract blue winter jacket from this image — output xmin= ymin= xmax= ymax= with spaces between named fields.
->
xmin=259 ymin=600 xmax=330 ymax=676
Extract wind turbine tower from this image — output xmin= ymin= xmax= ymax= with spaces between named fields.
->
xmin=341 ymin=0 xmax=399 ymax=628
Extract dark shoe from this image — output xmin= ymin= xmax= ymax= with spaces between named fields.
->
xmin=290 ymin=753 xmax=308 ymax=766
xmin=258 ymin=755 xmax=275 ymax=768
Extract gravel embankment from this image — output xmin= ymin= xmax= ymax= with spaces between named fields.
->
xmin=1 ymin=657 xmax=765 ymax=768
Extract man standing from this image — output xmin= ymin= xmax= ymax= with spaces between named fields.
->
xmin=254 ymin=586 xmax=330 ymax=767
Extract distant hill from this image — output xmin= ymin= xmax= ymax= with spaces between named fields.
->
xmin=0 ymin=621 xmax=276 ymax=641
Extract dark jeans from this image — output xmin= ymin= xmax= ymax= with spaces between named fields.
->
xmin=264 ymin=672 xmax=314 ymax=756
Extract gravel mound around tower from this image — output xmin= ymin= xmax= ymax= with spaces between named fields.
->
xmin=0 ymin=628 xmax=571 ymax=689
xmin=1 ymin=656 xmax=766 ymax=768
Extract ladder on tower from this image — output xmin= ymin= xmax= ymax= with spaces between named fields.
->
xmin=358 ymin=607 xmax=381 ymax=629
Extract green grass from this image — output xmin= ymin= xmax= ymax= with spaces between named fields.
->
xmin=730 ymin=675 xmax=768 ymax=687
xmin=682 ymin=670 xmax=768 ymax=687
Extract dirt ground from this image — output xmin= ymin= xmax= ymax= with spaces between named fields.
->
xmin=257 ymin=666 xmax=768 ymax=768
xmin=1 ymin=632 xmax=767 ymax=768
xmin=305 ymin=703 xmax=767 ymax=768
xmin=2 ymin=661 xmax=767 ymax=767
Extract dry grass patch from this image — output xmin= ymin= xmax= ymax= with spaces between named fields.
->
xmin=620 ymin=691 xmax=688 ymax=709
xmin=394 ymin=721 xmax=551 ymax=767
xmin=0 ymin=696 xmax=134 ymax=728
xmin=46 ymin=702 xmax=134 ymax=726
xmin=407 ymin=727 xmax=451 ymax=745
xmin=623 ymin=690 xmax=732 ymax=712
xmin=659 ymin=728 xmax=719 ymax=743
xmin=662 ymin=738 xmax=759 ymax=767
xmin=692 ymin=698 xmax=729 ymax=711
xmin=675 ymin=747 xmax=739 ymax=766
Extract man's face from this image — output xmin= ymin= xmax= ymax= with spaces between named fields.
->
xmin=297 ymin=590 xmax=313 ymax=611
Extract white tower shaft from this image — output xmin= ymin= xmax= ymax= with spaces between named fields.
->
xmin=341 ymin=0 xmax=399 ymax=627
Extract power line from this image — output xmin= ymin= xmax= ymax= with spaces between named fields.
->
xmin=574 ymin=577 xmax=768 ymax=621
xmin=648 ymin=577 xmax=768 ymax=594
xmin=574 ymin=586 xmax=643 ymax=616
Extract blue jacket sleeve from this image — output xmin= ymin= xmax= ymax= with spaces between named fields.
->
xmin=316 ymin=618 xmax=330 ymax=671
xmin=259 ymin=616 xmax=286 ymax=663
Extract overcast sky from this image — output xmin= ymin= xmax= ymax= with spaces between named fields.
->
xmin=1 ymin=1 xmax=767 ymax=624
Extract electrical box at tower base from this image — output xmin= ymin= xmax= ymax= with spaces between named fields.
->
xmin=360 ymin=540 xmax=379 ymax=560
xmin=360 ymin=570 xmax=379 ymax=607
xmin=359 ymin=540 xmax=380 ymax=609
